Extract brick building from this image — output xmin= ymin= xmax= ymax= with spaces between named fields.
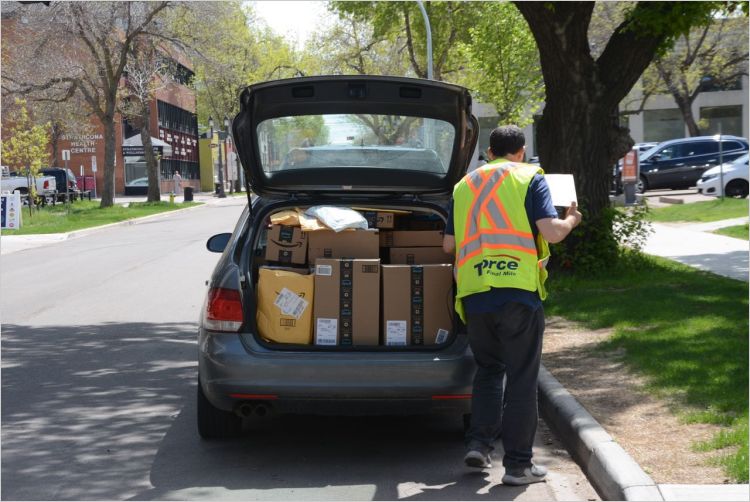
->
xmin=1 ymin=4 xmax=200 ymax=196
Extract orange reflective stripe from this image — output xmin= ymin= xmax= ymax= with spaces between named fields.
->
xmin=457 ymin=163 xmax=537 ymax=268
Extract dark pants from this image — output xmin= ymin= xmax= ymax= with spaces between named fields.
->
xmin=465 ymin=302 xmax=544 ymax=469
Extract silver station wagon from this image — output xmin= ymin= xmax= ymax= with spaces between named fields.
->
xmin=198 ymin=76 xmax=479 ymax=438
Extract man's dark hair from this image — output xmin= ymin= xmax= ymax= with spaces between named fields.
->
xmin=489 ymin=125 xmax=525 ymax=157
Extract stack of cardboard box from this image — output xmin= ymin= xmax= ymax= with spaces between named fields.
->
xmin=256 ymin=209 xmax=455 ymax=347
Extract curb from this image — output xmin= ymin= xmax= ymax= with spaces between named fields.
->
xmin=64 ymin=200 xmax=212 ymax=240
xmin=538 ymin=365 xmax=664 ymax=501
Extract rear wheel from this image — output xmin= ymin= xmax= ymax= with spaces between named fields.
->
xmin=725 ymin=179 xmax=748 ymax=198
xmin=197 ymin=380 xmax=242 ymax=439
xmin=637 ymin=176 xmax=648 ymax=194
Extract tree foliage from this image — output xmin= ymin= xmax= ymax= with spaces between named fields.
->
xmin=330 ymin=1 xmax=479 ymax=81
xmin=650 ymin=17 xmax=749 ymax=136
xmin=1 ymin=98 xmax=51 ymax=201
xmin=168 ymin=1 xmax=300 ymax=127
xmin=3 ymin=1 xmax=176 ymax=208
xmin=514 ymin=1 xmax=736 ymax=272
xmin=458 ymin=2 xmax=543 ymax=126
xmin=302 ymin=9 xmax=412 ymax=77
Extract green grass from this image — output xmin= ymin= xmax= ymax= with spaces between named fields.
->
xmin=547 ymin=252 xmax=749 ymax=482
xmin=713 ymin=224 xmax=749 ymax=240
xmin=649 ymin=198 xmax=748 ymax=223
xmin=1 ymin=200 xmax=201 ymax=235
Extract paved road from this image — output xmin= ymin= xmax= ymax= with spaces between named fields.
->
xmin=1 ymin=198 xmax=596 ymax=501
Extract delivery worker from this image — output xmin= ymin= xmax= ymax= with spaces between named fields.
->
xmin=442 ymin=125 xmax=582 ymax=485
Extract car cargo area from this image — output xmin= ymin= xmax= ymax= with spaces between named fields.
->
xmin=248 ymin=203 xmax=461 ymax=351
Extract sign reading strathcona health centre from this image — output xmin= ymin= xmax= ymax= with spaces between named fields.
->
xmin=61 ymin=133 xmax=104 ymax=155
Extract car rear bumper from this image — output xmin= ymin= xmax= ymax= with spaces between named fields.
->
xmin=198 ymin=330 xmax=476 ymax=415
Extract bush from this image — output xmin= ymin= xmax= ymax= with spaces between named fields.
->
xmin=550 ymin=201 xmax=652 ymax=275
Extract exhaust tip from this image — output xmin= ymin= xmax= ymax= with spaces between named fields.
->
xmin=236 ymin=402 xmax=256 ymax=418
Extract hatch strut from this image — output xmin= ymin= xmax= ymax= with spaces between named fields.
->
xmin=244 ymin=177 xmax=253 ymax=219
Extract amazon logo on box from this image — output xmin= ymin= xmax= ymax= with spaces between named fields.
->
xmin=265 ymin=224 xmax=308 ymax=265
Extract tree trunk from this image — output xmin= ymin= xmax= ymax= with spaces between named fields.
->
xmin=50 ymin=122 xmax=60 ymax=167
xmin=100 ymin=115 xmax=116 ymax=208
xmin=139 ymin=105 xmax=161 ymax=202
xmin=674 ymin=94 xmax=701 ymax=136
xmin=515 ymin=2 xmax=668 ymax=270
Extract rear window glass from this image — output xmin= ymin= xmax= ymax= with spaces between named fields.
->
xmin=257 ymin=114 xmax=455 ymax=174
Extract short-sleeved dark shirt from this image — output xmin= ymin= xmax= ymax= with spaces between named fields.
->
xmin=446 ymin=173 xmax=558 ymax=313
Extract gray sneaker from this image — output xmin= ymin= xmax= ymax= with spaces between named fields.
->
xmin=502 ymin=464 xmax=548 ymax=485
xmin=464 ymin=449 xmax=492 ymax=468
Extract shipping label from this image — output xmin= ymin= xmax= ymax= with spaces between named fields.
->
xmin=386 ymin=320 xmax=408 ymax=346
xmin=316 ymin=264 xmax=333 ymax=276
xmin=274 ymin=287 xmax=308 ymax=320
xmin=315 ymin=318 xmax=338 ymax=345
xmin=435 ymin=329 xmax=449 ymax=344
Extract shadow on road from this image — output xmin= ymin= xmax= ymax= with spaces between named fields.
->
xmin=2 ymin=322 xmax=537 ymax=501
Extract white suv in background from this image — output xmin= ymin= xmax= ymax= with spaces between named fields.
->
xmin=696 ymin=153 xmax=749 ymax=198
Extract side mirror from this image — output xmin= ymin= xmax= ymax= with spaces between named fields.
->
xmin=651 ymin=154 xmax=661 ymax=162
xmin=206 ymin=233 xmax=231 ymax=253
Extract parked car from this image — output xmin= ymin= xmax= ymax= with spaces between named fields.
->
xmin=40 ymin=167 xmax=79 ymax=201
xmin=197 ymin=76 xmax=479 ymax=438
xmin=0 ymin=170 xmax=57 ymax=203
xmin=696 ymin=153 xmax=749 ymax=198
xmin=634 ymin=136 xmax=748 ymax=193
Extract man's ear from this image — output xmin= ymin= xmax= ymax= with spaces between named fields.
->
xmin=486 ymin=147 xmax=495 ymax=160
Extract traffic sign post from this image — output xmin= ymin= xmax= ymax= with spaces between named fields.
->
xmin=91 ymin=156 xmax=97 ymax=199
xmin=621 ymin=148 xmax=639 ymax=205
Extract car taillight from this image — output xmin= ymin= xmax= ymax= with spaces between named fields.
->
xmin=204 ymin=287 xmax=243 ymax=332
xmin=43 ymin=180 xmax=49 ymax=189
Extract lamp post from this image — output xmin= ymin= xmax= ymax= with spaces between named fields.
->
xmin=208 ymin=116 xmax=226 ymax=198
xmin=224 ymin=116 xmax=233 ymax=195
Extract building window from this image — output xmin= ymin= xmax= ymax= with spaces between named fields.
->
xmin=643 ymin=109 xmax=684 ymax=142
xmin=157 ymin=100 xmax=197 ymax=134
xmin=700 ymin=105 xmax=743 ymax=136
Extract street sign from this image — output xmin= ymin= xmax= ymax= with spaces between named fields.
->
xmin=1 ymin=192 xmax=22 ymax=229
xmin=91 ymin=156 xmax=97 ymax=173
xmin=621 ymin=148 xmax=639 ymax=183
xmin=62 ymin=150 xmax=71 ymax=161
xmin=122 ymin=145 xmax=164 ymax=156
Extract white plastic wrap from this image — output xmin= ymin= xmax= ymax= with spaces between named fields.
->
xmin=304 ymin=205 xmax=369 ymax=232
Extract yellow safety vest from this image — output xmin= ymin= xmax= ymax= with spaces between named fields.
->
xmin=452 ymin=158 xmax=551 ymax=322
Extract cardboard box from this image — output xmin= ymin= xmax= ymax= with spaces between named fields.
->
xmin=386 ymin=230 xmax=444 ymax=248
xmin=265 ymin=224 xmax=308 ymax=265
xmin=307 ymin=229 xmax=379 ymax=263
xmin=379 ymin=230 xmax=392 ymax=247
xmin=313 ymin=258 xmax=380 ymax=346
xmin=256 ymin=267 xmax=314 ymax=344
xmin=390 ymin=247 xmax=454 ymax=265
xmin=382 ymin=264 xmax=454 ymax=345
xmin=362 ymin=211 xmax=395 ymax=229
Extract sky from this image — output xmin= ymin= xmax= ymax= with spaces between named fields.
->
xmin=251 ymin=1 xmax=331 ymax=48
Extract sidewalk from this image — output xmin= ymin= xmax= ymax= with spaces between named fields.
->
xmin=643 ymin=217 xmax=749 ymax=281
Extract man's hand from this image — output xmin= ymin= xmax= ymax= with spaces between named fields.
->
xmin=536 ymin=202 xmax=583 ymax=244
xmin=565 ymin=201 xmax=582 ymax=229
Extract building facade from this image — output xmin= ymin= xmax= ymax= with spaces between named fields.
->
xmin=1 ymin=5 xmax=200 ymax=196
